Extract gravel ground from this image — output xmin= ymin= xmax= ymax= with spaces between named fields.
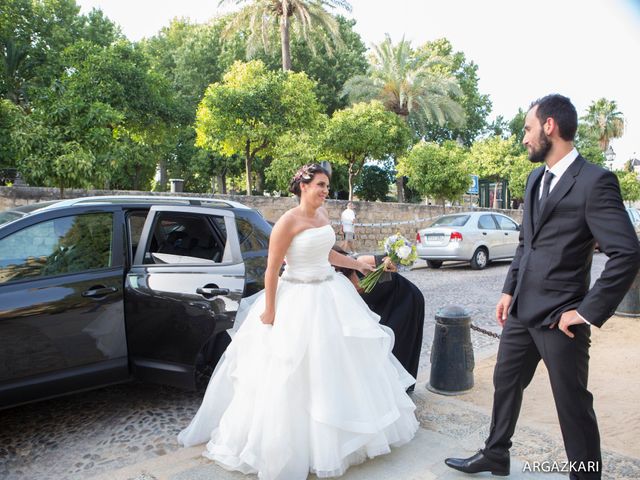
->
xmin=0 ymin=253 xmax=609 ymax=480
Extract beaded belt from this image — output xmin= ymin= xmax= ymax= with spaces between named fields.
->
xmin=280 ymin=273 xmax=334 ymax=284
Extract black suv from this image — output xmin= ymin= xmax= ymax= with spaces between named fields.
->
xmin=0 ymin=196 xmax=271 ymax=408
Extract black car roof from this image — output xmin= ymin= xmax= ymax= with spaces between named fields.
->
xmin=0 ymin=195 xmax=256 ymax=227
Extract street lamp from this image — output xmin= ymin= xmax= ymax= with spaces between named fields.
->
xmin=605 ymin=145 xmax=616 ymax=171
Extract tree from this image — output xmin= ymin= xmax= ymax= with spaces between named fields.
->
xmin=465 ymin=136 xmax=517 ymax=181
xmin=507 ymin=154 xmax=537 ymax=200
xmin=219 ymin=0 xmax=351 ymax=71
xmin=415 ymin=38 xmax=492 ymax=146
xmin=398 ymin=140 xmax=469 ymax=209
xmin=575 ymin=124 xmax=605 ymax=167
xmin=465 ymin=135 xmax=531 ymax=202
xmin=616 ymin=170 xmax=640 ymax=205
xmin=266 ymin=129 xmax=330 ymax=192
xmin=507 ymin=108 xmax=526 ymax=148
xmin=258 ymin=15 xmax=367 ymax=114
xmin=1 ymin=0 xmax=121 ymax=109
xmin=16 ymin=39 xmax=175 ymax=195
xmin=342 ymin=35 xmax=464 ymax=202
xmin=581 ymin=98 xmax=625 ymax=152
xmin=196 ymin=60 xmax=323 ymax=194
xmin=323 ymin=101 xmax=411 ymax=200
xmin=0 ymin=99 xmax=31 ymax=169
xmin=354 ymin=164 xmax=393 ymax=201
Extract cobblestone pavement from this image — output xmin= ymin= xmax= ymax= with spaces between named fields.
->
xmin=0 ymin=254 xmax=609 ymax=480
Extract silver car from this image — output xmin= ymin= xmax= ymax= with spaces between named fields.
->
xmin=416 ymin=212 xmax=520 ymax=270
xmin=626 ymin=207 xmax=640 ymax=239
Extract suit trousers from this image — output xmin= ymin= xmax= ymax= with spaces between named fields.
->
xmin=483 ymin=313 xmax=602 ymax=479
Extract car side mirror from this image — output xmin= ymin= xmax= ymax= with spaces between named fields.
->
xmin=516 ymin=224 xmax=521 ymax=231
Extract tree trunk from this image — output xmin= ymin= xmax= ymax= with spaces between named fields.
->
xmin=133 ymin=164 xmax=141 ymax=191
xmin=396 ymin=176 xmax=405 ymax=203
xmin=158 ymin=159 xmax=168 ymax=191
xmin=393 ymin=110 xmax=409 ymax=203
xmin=220 ymin=173 xmax=227 ymax=194
xmin=255 ymin=170 xmax=265 ymax=194
xmin=245 ymin=140 xmax=253 ymax=195
xmin=211 ymin=175 xmax=226 ymax=194
xmin=348 ymin=163 xmax=354 ymax=200
xmin=280 ymin=3 xmax=292 ymax=71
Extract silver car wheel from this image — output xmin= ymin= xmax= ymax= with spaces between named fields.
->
xmin=471 ymin=248 xmax=488 ymax=270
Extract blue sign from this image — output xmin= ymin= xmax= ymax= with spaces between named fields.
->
xmin=467 ymin=175 xmax=479 ymax=195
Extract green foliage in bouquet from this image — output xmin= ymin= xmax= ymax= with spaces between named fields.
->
xmin=358 ymin=233 xmax=417 ymax=293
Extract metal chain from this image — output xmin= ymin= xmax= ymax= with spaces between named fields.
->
xmin=470 ymin=323 xmax=501 ymax=339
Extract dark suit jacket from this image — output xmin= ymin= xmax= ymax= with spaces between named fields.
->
xmin=503 ymin=155 xmax=640 ymax=328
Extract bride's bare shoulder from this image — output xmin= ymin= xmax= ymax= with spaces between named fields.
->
xmin=273 ymin=210 xmax=301 ymax=235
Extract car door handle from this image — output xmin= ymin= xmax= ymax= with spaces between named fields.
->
xmin=82 ymin=286 xmax=118 ymax=298
xmin=504 ymin=232 xmax=509 ymax=236
xmin=482 ymin=232 xmax=487 ymax=235
xmin=196 ymin=287 xmax=230 ymax=297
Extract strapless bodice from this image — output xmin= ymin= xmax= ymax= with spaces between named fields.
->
xmin=281 ymin=224 xmax=335 ymax=282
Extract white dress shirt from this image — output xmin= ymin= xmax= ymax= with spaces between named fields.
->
xmin=537 ymin=147 xmax=579 ymax=198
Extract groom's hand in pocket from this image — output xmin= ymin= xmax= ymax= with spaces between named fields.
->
xmin=550 ymin=309 xmax=581 ymax=338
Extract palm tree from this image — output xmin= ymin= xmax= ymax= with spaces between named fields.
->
xmin=581 ymin=98 xmax=625 ymax=152
xmin=219 ymin=0 xmax=351 ymax=71
xmin=342 ymin=35 xmax=465 ymax=202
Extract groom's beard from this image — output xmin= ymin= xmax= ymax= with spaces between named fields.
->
xmin=528 ymin=131 xmax=552 ymax=163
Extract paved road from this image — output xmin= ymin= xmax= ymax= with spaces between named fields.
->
xmin=0 ymin=254 xmax=609 ymax=480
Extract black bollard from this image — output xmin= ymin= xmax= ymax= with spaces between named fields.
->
xmin=427 ymin=305 xmax=474 ymax=395
xmin=615 ymin=270 xmax=640 ymax=317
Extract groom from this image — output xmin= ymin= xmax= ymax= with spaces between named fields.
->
xmin=445 ymin=94 xmax=640 ymax=479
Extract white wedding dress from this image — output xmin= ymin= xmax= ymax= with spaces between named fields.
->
xmin=178 ymin=224 xmax=419 ymax=479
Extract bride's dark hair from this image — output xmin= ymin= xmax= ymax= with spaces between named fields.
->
xmin=288 ymin=163 xmax=331 ymax=197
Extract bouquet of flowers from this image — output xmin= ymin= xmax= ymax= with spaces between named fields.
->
xmin=358 ymin=233 xmax=418 ymax=293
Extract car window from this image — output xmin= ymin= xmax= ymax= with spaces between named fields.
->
xmin=0 ymin=213 xmax=114 ymax=284
xmin=235 ymin=217 xmax=270 ymax=254
xmin=0 ymin=210 xmax=23 ymax=226
xmin=144 ymin=212 xmax=226 ymax=265
xmin=430 ymin=215 xmax=470 ymax=227
xmin=494 ymin=215 xmax=518 ymax=231
xmin=477 ymin=214 xmax=498 ymax=230
xmin=127 ymin=211 xmax=148 ymax=261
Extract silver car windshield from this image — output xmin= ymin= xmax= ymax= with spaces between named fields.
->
xmin=430 ymin=215 xmax=470 ymax=227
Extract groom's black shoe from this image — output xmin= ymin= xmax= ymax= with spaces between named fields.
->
xmin=444 ymin=450 xmax=510 ymax=476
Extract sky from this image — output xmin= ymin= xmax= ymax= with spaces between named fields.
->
xmin=75 ymin=0 xmax=640 ymax=167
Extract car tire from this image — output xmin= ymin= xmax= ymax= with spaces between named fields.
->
xmin=470 ymin=247 xmax=488 ymax=270
xmin=426 ymin=260 xmax=443 ymax=269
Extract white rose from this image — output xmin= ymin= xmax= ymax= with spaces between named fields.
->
xmin=397 ymin=245 xmax=412 ymax=260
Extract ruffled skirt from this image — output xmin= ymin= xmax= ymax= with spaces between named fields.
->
xmin=177 ymin=273 xmax=419 ymax=479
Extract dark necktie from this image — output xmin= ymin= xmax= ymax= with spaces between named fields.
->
xmin=535 ymin=170 xmax=554 ymax=221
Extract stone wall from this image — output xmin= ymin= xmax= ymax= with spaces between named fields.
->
xmin=0 ymin=186 xmax=523 ymax=252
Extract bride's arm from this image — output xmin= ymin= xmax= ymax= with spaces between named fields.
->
xmin=261 ymin=217 xmax=295 ymax=325
xmin=328 ymin=249 xmax=374 ymax=275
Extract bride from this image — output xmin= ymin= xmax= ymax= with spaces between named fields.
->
xmin=178 ymin=163 xmax=419 ymax=479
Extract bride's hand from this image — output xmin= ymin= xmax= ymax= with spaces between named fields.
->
xmin=356 ymin=261 xmax=375 ymax=276
xmin=260 ymin=310 xmax=275 ymax=325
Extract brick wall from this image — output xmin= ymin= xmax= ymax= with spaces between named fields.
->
xmin=0 ymin=186 xmax=523 ymax=252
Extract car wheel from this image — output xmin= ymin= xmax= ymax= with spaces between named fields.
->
xmin=470 ymin=248 xmax=488 ymax=270
xmin=426 ymin=260 xmax=443 ymax=269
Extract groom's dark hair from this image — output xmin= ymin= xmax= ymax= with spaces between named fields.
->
xmin=529 ymin=94 xmax=578 ymax=141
